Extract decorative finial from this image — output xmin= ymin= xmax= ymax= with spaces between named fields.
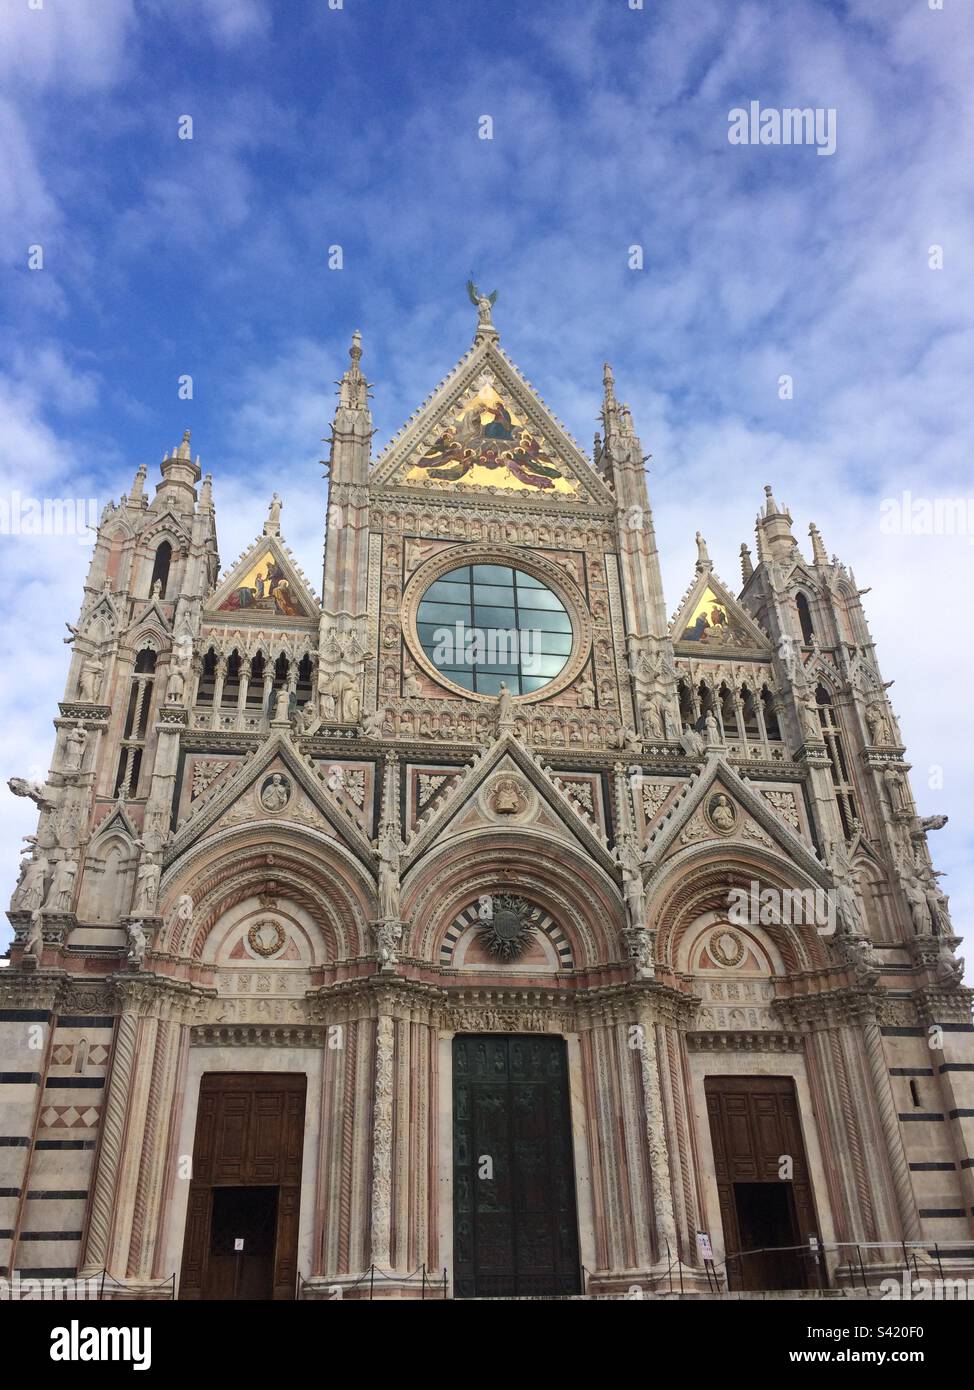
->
xmin=763 ymin=483 xmax=779 ymax=515
xmin=177 ymin=429 xmax=192 ymax=460
xmin=809 ymin=522 xmax=829 ymax=566
xmin=467 ymin=277 xmax=498 ymax=340
xmin=740 ymin=542 xmax=753 ymax=581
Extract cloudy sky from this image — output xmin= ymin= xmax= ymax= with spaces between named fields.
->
xmin=0 ymin=0 xmax=969 ymax=956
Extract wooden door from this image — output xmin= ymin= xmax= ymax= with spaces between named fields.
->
xmin=179 ymin=1073 xmax=306 ymax=1300
xmin=705 ymin=1076 xmax=820 ymax=1291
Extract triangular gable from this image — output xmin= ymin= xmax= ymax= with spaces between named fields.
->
xmin=370 ymin=339 xmax=615 ymax=508
xmin=165 ymin=732 xmax=374 ymax=870
xmin=670 ymin=569 xmax=772 ymax=653
xmin=642 ymin=752 xmax=829 ymax=885
xmin=206 ymin=534 xmax=319 ymax=622
xmin=403 ymin=733 xmax=616 ymax=874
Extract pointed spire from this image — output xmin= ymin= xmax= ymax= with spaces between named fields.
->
xmin=757 ymin=483 xmax=799 ymax=562
xmin=695 ymin=530 xmax=712 ymax=573
xmin=177 ymin=429 xmax=192 ymax=461
xmin=809 ymin=521 xmax=829 ymax=566
xmin=337 ymin=329 xmax=369 ymax=412
xmin=199 ymin=474 xmax=213 ymax=510
xmin=128 ymin=464 xmax=147 ymax=507
xmin=740 ymin=542 xmax=753 ymax=581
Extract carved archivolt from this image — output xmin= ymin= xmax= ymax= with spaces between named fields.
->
xmin=404 ymin=832 xmax=623 ymax=967
xmin=157 ymin=830 xmax=374 ymax=962
xmin=650 ymin=850 xmax=831 ymax=975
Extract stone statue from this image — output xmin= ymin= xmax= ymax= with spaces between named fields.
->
xmin=298 ymin=700 xmax=319 ymax=735
xmin=273 ymin=688 xmax=292 ymax=723
xmin=695 ymin=531 xmax=710 ymax=569
xmin=404 ymin=671 xmax=423 ymax=698
xmin=267 ymin=493 xmax=282 ymax=530
xmin=577 ymin=676 xmax=596 ymax=709
xmin=865 ymin=701 xmax=892 ymax=746
xmin=640 ymin=698 xmax=663 ymax=741
xmin=133 ymin=859 xmax=160 ymax=915
xmin=13 ymin=856 xmax=48 ymax=911
xmin=150 ymin=578 xmax=163 ymax=600
xmin=495 ymin=682 xmax=515 ymax=731
xmin=373 ymin=918 xmax=403 ymax=972
xmin=126 ymin=919 xmax=148 ymax=969
xmin=77 ymin=653 xmax=104 ymax=703
xmin=830 ymin=844 xmax=866 ymax=937
xmin=680 ymin=724 xmax=705 ymax=757
xmin=360 ymin=707 xmax=384 ymax=739
xmin=467 ymin=278 xmax=497 ymax=328
xmin=8 ymin=777 xmax=55 ymax=812
xmin=45 ymin=856 xmax=77 ymax=913
xmin=165 ymin=663 xmax=186 ymax=705
xmin=61 ymin=724 xmax=88 ymax=776
xmin=23 ymin=910 xmax=44 ymax=964
xmin=623 ymin=925 xmax=654 ymax=978
xmin=918 ymin=814 xmax=948 ymax=833
xmin=618 ymin=837 xmax=646 ymax=930
xmin=903 ymin=870 xmax=932 ymax=935
xmin=376 ymin=823 xmax=403 ymax=922
xmin=704 ymin=710 xmax=722 ymax=746
xmin=798 ymin=691 xmax=821 ymax=742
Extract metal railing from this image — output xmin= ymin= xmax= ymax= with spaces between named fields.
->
xmin=297 ymin=1263 xmax=449 ymax=1300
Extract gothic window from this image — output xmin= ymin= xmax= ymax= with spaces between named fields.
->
xmin=740 ymin=684 xmax=760 ymax=737
xmin=796 ymin=592 xmax=814 ymax=644
xmin=247 ymin=652 xmax=266 ymax=707
xmin=197 ymin=648 xmax=218 ymax=705
xmin=150 ymin=541 xmax=172 ymax=598
xmin=719 ymin=682 xmax=738 ymax=736
xmin=296 ymin=653 xmax=314 ymax=704
xmin=760 ymin=685 xmax=781 ymax=741
xmin=816 ymin=684 xmax=859 ymax=838
xmin=416 ymin=564 xmax=572 ymax=695
xmin=114 ymin=647 xmax=157 ymax=797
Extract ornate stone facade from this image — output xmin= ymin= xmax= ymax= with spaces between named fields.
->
xmin=2 ymin=304 xmax=972 ymax=1300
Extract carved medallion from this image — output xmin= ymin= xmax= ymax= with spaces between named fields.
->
xmin=247 ymin=918 xmax=286 ymax=958
xmin=706 ymin=792 xmax=738 ymax=834
xmin=709 ymin=927 xmax=745 ymax=969
xmin=260 ymin=773 xmax=292 ymax=812
xmin=478 ymin=894 xmax=540 ymax=960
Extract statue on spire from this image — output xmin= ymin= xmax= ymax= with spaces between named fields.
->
xmin=467 ymin=278 xmax=498 ymax=334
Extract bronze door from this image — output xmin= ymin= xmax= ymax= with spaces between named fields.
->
xmin=705 ymin=1076 xmax=820 ymax=1291
xmin=453 ymin=1035 xmax=581 ymax=1298
xmin=179 ymin=1072 xmax=306 ymax=1300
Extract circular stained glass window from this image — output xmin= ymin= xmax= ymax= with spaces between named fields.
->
xmin=415 ymin=564 xmax=573 ymax=696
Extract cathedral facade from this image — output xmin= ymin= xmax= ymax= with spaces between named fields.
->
xmin=2 ymin=303 xmax=972 ymax=1299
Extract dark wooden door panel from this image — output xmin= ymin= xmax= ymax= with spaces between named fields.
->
xmin=180 ymin=1073 xmax=307 ymax=1301
xmin=704 ymin=1076 xmax=820 ymax=1292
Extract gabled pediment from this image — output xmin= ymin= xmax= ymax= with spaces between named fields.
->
xmin=402 ymin=733 xmax=616 ymax=874
xmin=206 ymin=534 xmax=319 ymax=622
xmin=370 ymin=339 xmax=615 ymax=509
xmin=643 ymin=752 xmax=829 ymax=884
xmin=165 ymin=733 xmax=374 ymax=869
xmin=670 ymin=568 xmax=772 ymax=654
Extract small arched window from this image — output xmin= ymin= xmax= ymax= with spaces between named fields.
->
xmin=150 ymin=541 xmax=172 ymax=598
xmin=796 ymin=592 xmax=814 ymax=644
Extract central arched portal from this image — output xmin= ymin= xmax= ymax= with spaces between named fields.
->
xmin=452 ymin=1034 xmax=581 ymax=1298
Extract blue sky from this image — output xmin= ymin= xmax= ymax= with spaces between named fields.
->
xmin=0 ymin=0 xmax=970 ymax=955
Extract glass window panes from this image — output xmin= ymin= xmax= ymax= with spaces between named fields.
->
xmin=416 ymin=565 xmax=573 ymax=695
